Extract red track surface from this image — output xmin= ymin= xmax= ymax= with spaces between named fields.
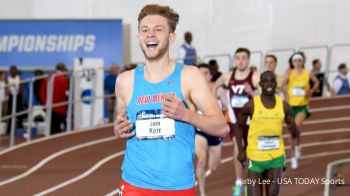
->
xmin=0 ymin=95 xmax=349 ymax=196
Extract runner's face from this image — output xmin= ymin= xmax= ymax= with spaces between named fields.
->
xmin=138 ymin=15 xmax=175 ymax=60
xmin=235 ymin=52 xmax=250 ymax=71
xmin=292 ymin=58 xmax=304 ymax=69
xmin=260 ymin=73 xmax=277 ymax=96
xmin=340 ymin=67 xmax=348 ymax=75
xmin=314 ymin=61 xmax=321 ymax=71
xmin=264 ymin=57 xmax=277 ymax=72
xmin=199 ymin=67 xmax=212 ymax=83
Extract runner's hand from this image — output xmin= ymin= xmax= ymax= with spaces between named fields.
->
xmin=237 ymin=151 xmax=247 ymax=168
xmin=162 ymin=94 xmax=188 ymax=121
xmin=306 ymin=89 xmax=313 ymax=98
xmin=114 ymin=113 xmax=135 ymax=138
xmin=244 ymin=82 xmax=254 ymax=95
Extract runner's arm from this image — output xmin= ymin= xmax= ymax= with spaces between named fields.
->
xmin=309 ymin=73 xmax=320 ymax=97
xmin=217 ymin=85 xmax=228 ymax=113
xmin=163 ymin=66 xmax=228 ymax=138
xmin=251 ymin=70 xmax=261 ymax=95
xmin=114 ymin=71 xmax=135 ymax=138
xmin=235 ymin=100 xmax=253 ymax=165
xmin=281 ymin=68 xmax=291 ymax=101
xmin=326 ymin=81 xmax=336 ymax=96
xmin=283 ymin=101 xmax=299 ymax=139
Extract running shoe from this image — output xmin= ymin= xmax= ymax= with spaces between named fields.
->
xmin=291 ymin=157 xmax=298 ymax=170
xmin=233 ymin=184 xmax=243 ymax=196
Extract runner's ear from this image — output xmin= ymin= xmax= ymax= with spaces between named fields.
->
xmin=169 ymin=33 xmax=176 ymax=44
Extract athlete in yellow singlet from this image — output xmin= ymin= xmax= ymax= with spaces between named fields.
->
xmin=282 ymin=52 xmax=319 ymax=170
xmin=236 ymin=71 xmax=299 ymax=196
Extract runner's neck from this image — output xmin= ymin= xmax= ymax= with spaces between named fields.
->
xmin=144 ymin=59 xmax=175 ymax=83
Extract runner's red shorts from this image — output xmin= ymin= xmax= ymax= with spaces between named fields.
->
xmin=118 ymin=180 xmax=195 ymax=196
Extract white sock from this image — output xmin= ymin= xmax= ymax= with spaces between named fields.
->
xmin=205 ymin=169 xmax=212 ymax=176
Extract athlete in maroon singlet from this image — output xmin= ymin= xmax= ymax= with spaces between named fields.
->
xmin=226 ymin=67 xmax=256 ymax=141
xmin=225 ymin=48 xmax=260 ymax=196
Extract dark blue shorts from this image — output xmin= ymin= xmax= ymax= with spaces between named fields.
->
xmin=195 ymin=130 xmax=223 ymax=146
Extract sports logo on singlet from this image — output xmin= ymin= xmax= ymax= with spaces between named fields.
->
xmin=230 ymin=84 xmax=249 ymax=108
xmin=135 ymin=109 xmax=175 ymax=140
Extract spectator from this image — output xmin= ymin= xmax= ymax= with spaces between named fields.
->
xmin=310 ymin=59 xmax=335 ymax=97
xmin=0 ymin=71 xmax=6 ymax=119
xmin=178 ymin=31 xmax=197 ymax=65
xmin=33 ymin=69 xmax=44 ymax=104
xmin=104 ymin=64 xmax=119 ymax=123
xmin=122 ymin=63 xmax=137 ymax=72
xmin=40 ymin=63 xmax=69 ymax=135
xmin=333 ymin=63 xmax=350 ymax=95
xmin=6 ymin=65 xmax=24 ymax=135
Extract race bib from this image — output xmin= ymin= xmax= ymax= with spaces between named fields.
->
xmin=292 ymin=87 xmax=306 ymax=96
xmin=231 ymin=95 xmax=249 ymax=108
xmin=258 ymin=136 xmax=279 ymax=150
xmin=135 ymin=109 xmax=175 ymax=140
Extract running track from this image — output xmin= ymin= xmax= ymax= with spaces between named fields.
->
xmin=0 ymin=95 xmax=349 ymax=196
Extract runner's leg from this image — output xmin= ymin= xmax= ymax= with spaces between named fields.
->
xmin=264 ymin=168 xmax=282 ymax=196
xmin=208 ymin=144 xmax=222 ymax=172
xmin=195 ymin=134 xmax=209 ymax=196
xmin=248 ymin=170 xmax=263 ymax=196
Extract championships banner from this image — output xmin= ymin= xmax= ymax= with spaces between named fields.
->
xmin=0 ymin=19 xmax=123 ymax=67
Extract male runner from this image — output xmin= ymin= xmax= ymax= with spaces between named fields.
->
xmin=236 ymin=71 xmax=299 ymax=196
xmin=195 ymin=63 xmax=225 ymax=196
xmin=264 ymin=54 xmax=282 ymax=96
xmin=114 ymin=4 xmax=227 ymax=196
xmin=225 ymin=48 xmax=259 ymax=196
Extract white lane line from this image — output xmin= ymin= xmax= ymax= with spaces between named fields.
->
xmin=309 ymin=105 xmax=350 ymax=112
xmin=310 ymin=94 xmax=350 ymax=101
xmin=219 ymin=149 xmax=350 ymax=165
xmin=223 ymin=128 xmax=350 ymax=147
xmin=290 ymin=127 xmax=350 ymax=137
xmin=223 ymin=138 xmax=350 ymax=150
xmin=0 ymin=136 xmax=117 ymax=187
xmin=284 ymin=138 xmax=350 ymax=150
xmin=105 ymin=136 xmax=350 ymax=196
xmin=303 ymin=116 xmax=350 ymax=125
xmin=34 ymin=151 xmax=125 ymax=196
xmin=286 ymin=149 xmax=350 ymax=162
xmin=2 ymin=101 xmax=347 ymax=156
xmin=207 ymin=149 xmax=350 ymax=182
xmin=0 ymin=124 xmax=113 ymax=156
xmin=105 ymin=143 xmax=350 ymax=196
xmin=105 ymin=189 xmax=120 ymax=196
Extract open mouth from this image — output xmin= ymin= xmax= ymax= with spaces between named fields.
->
xmin=267 ymin=87 xmax=273 ymax=92
xmin=146 ymin=41 xmax=158 ymax=49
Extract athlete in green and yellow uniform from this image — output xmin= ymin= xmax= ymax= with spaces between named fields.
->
xmin=283 ymin=52 xmax=319 ymax=169
xmin=236 ymin=71 xmax=299 ymax=196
